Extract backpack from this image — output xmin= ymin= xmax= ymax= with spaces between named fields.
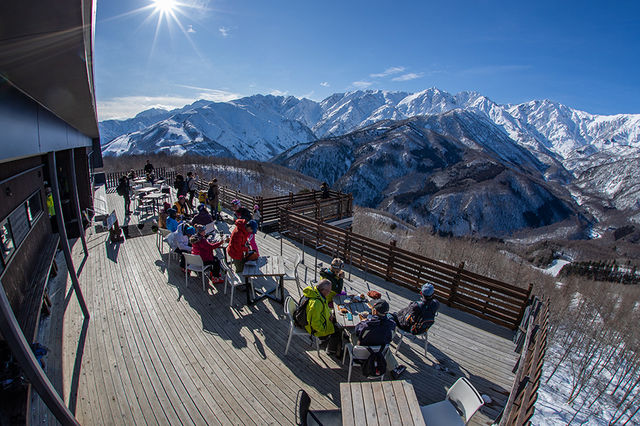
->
xmin=361 ymin=347 xmax=387 ymax=377
xmin=401 ymin=301 xmax=434 ymax=335
xmin=116 ymin=178 xmax=126 ymax=196
xmin=293 ymin=296 xmax=310 ymax=328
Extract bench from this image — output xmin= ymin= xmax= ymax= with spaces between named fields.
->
xmin=16 ymin=234 xmax=60 ymax=343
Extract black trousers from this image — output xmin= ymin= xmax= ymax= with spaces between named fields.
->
xmin=175 ymin=248 xmax=188 ymax=268
xmin=188 ymin=190 xmax=196 ymax=208
xmin=203 ymin=258 xmax=221 ymax=277
xmin=123 ymin=195 xmax=131 ymax=213
xmin=320 ymin=323 xmax=344 ymax=354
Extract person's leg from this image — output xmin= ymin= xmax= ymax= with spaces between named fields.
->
xmin=232 ymin=258 xmax=245 ymax=273
xmin=326 ymin=323 xmax=344 ymax=355
xmin=124 ymin=195 xmax=131 ymax=214
xmin=176 ymin=249 xmax=186 ymax=268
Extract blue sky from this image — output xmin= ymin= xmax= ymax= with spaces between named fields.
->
xmin=95 ymin=0 xmax=640 ymax=120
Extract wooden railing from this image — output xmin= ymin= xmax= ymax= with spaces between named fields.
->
xmin=192 ymin=182 xmax=353 ymax=226
xmin=287 ymin=194 xmax=353 ymax=223
xmin=497 ymin=297 xmax=548 ymax=425
xmin=279 ymin=209 xmax=531 ymax=330
xmin=105 ymin=167 xmax=176 ymax=189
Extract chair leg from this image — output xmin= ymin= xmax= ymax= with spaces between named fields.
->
xmin=202 ymin=271 xmax=206 ymax=292
xmin=285 ymin=326 xmax=293 ymax=355
xmin=185 ymin=268 xmax=188 ymax=288
xmin=347 ymin=355 xmax=353 ymax=383
xmin=395 ymin=333 xmax=403 ymax=355
xmin=315 ymin=337 xmax=320 ymax=357
xmin=230 ymin=285 xmax=234 ymax=306
xmin=424 ymin=332 xmax=429 ymax=356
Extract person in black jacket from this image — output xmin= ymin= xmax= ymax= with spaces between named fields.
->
xmin=116 ymin=175 xmax=131 ymax=215
xmin=392 ymin=283 xmax=440 ymax=335
xmin=144 ymin=160 xmax=154 ymax=175
xmin=354 ymin=300 xmax=406 ymax=378
xmin=231 ymin=199 xmax=252 ymax=221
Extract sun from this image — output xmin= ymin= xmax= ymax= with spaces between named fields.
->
xmin=152 ymin=0 xmax=178 ymax=14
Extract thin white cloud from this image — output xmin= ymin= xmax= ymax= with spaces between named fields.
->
xmin=301 ymin=90 xmax=315 ymax=99
xmin=187 ymin=25 xmax=196 ymax=33
xmin=352 ymin=81 xmax=373 ymax=89
xmin=219 ymin=27 xmax=230 ymax=37
xmin=320 ymin=81 xmax=330 ymax=87
xmin=270 ymin=89 xmax=288 ymax=96
xmin=370 ymin=66 xmax=405 ymax=78
xmin=98 ymin=88 xmax=241 ymax=121
xmin=391 ymin=72 xmax=425 ymax=82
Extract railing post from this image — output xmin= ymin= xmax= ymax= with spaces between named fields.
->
xmin=386 ymin=240 xmax=397 ymax=281
xmin=448 ymin=262 xmax=465 ymax=307
xmin=289 ymin=191 xmax=294 ymax=204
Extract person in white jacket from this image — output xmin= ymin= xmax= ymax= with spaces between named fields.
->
xmin=167 ymin=222 xmax=195 ymax=270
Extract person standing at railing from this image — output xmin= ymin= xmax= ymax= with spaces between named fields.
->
xmin=207 ymin=179 xmax=220 ymax=220
xmin=320 ymin=182 xmax=330 ymax=199
xmin=144 ymin=159 xmax=154 ymax=175
xmin=186 ymin=172 xmax=198 ymax=209
xmin=116 ymin=174 xmax=132 ymax=216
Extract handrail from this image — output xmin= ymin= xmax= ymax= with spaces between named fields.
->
xmin=279 ymin=208 xmax=532 ymax=330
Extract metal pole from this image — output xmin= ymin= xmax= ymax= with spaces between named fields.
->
xmin=48 ymin=152 xmax=90 ymax=319
xmin=0 ymin=279 xmax=80 ymax=425
xmin=69 ymin=149 xmax=88 ymax=258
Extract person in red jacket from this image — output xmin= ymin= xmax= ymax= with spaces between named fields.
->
xmin=190 ymin=225 xmax=228 ymax=283
xmin=227 ymin=218 xmax=252 ymax=272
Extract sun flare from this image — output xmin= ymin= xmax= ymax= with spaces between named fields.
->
xmin=152 ymin=0 xmax=177 ymax=14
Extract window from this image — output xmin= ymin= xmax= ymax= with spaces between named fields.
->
xmin=0 ymin=189 xmax=43 ymax=276
xmin=26 ymin=191 xmax=43 ymax=224
xmin=0 ymin=219 xmax=15 ymax=266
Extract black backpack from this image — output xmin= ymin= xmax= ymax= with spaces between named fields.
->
xmin=362 ymin=347 xmax=387 ymax=377
xmin=400 ymin=301 xmax=433 ymax=335
xmin=116 ymin=178 xmax=126 ymax=196
xmin=293 ymin=296 xmax=310 ymax=328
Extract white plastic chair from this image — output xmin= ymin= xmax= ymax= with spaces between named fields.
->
xmin=162 ymin=229 xmax=179 ymax=268
xmin=284 ymin=296 xmax=320 ymax=356
xmin=183 ymin=253 xmax=213 ymax=291
xmin=342 ymin=344 xmax=390 ymax=382
xmin=221 ymin=259 xmax=245 ymax=306
xmin=395 ymin=328 xmax=429 ymax=357
xmin=420 ymin=377 xmax=484 ymax=425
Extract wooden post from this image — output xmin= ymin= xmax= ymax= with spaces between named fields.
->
xmin=386 ymin=240 xmax=397 ymax=281
xmin=448 ymin=262 xmax=465 ymax=307
xmin=69 ymin=149 xmax=88 ymax=258
xmin=48 ymin=152 xmax=90 ymax=319
xmin=289 ymin=191 xmax=294 ymax=204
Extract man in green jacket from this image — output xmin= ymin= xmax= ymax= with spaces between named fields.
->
xmin=303 ymin=280 xmax=343 ymax=355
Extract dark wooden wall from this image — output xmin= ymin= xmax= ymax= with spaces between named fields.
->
xmin=0 ymin=156 xmax=50 ymax=313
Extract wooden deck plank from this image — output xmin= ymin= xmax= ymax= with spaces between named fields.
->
xmin=44 ymin=192 xmax=520 ymax=425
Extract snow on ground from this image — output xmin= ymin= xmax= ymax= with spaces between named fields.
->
xmin=533 ymin=343 xmax=637 ymax=425
xmin=541 ymin=259 xmax=571 ymax=277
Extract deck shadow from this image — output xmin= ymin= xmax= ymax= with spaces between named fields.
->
xmin=68 ymin=317 xmax=90 ymax=414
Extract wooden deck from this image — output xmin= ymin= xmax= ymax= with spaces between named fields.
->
xmin=31 ymin=188 xmax=518 ymax=425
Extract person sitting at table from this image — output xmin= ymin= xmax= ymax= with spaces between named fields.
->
xmin=171 ymin=222 xmax=195 ymax=271
xmin=302 ymin=279 xmax=344 ymax=357
xmin=246 ymin=219 xmax=260 ymax=261
xmin=355 ymin=299 xmax=406 ymax=379
xmin=174 ymin=195 xmax=192 ymax=218
xmin=158 ymin=202 xmax=172 ymax=228
xmin=166 ymin=208 xmax=179 ymax=232
xmin=146 ymin=172 xmax=155 ymax=184
xmin=190 ymin=225 xmax=227 ymax=284
xmin=226 ymin=218 xmax=252 ymax=272
xmin=320 ymin=258 xmax=345 ymax=301
xmin=192 ymin=204 xmax=214 ymax=226
xmin=391 ymin=283 xmax=440 ymax=336
xmin=231 ymin=199 xmax=252 ymax=221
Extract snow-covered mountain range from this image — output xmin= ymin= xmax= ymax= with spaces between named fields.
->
xmin=100 ymin=88 xmax=639 ymax=236
xmin=100 ymin=88 xmax=640 ymax=164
